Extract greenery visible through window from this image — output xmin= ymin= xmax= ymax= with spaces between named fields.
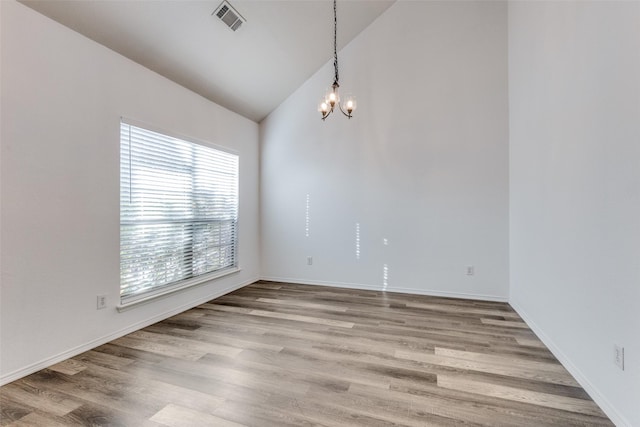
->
xmin=120 ymin=121 xmax=238 ymax=303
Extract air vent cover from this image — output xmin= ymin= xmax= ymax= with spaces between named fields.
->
xmin=213 ymin=1 xmax=245 ymax=32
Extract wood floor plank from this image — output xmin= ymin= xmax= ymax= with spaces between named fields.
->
xmin=18 ymin=369 xmax=165 ymax=420
xmin=200 ymin=303 xmax=253 ymax=314
xmin=211 ymin=396 xmax=364 ymax=427
xmin=235 ymin=349 xmax=392 ymax=390
xmin=256 ymin=297 xmax=349 ymax=312
xmin=247 ymin=309 xmax=355 ymax=328
xmin=0 ymin=382 xmax=82 ymax=417
xmin=250 ymin=282 xmax=283 ymax=290
xmin=405 ymin=301 xmax=522 ymax=319
xmin=150 ymin=403 xmax=247 ymax=427
xmin=0 ymin=394 xmax=32 ymax=426
xmin=127 ymin=329 xmax=244 ymax=358
xmin=144 ymin=324 xmax=285 ymax=353
xmin=434 ymin=347 xmax=571 ymax=375
xmin=345 ymin=381 xmax=524 ymax=427
xmin=305 ymin=385 xmax=448 ymax=427
xmin=1 ymin=281 xmax=613 ymax=426
xmin=61 ymin=401 xmax=163 ymax=427
xmin=110 ymin=335 xmax=208 ymax=361
xmin=73 ymin=349 xmax=136 ymax=370
xmin=74 ymin=360 xmax=228 ymax=414
xmin=515 ymin=336 xmax=548 ymax=348
xmin=395 ymin=349 xmax=580 ymax=387
xmin=437 ymin=375 xmax=605 ymax=417
xmin=46 ymin=359 xmax=86 ymax=376
xmin=481 ymin=318 xmax=530 ymax=328
xmin=4 ymin=412 xmax=73 ymax=427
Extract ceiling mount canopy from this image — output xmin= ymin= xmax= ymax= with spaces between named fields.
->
xmin=318 ymin=0 xmax=357 ymax=121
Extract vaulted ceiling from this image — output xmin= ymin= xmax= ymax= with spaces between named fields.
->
xmin=20 ymin=0 xmax=395 ymax=122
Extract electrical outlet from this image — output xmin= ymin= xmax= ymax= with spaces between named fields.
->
xmin=466 ymin=265 xmax=474 ymax=276
xmin=307 ymin=256 xmax=313 ymax=266
xmin=614 ymin=344 xmax=624 ymax=370
xmin=97 ymin=295 xmax=107 ymax=310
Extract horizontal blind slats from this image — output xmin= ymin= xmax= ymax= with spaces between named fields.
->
xmin=120 ymin=122 xmax=239 ymax=301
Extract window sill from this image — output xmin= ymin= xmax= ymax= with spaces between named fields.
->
xmin=116 ymin=267 xmax=241 ymax=312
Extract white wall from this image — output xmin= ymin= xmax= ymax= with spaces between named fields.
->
xmin=0 ymin=1 xmax=260 ymax=383
xmin=508 ymin=2 xmax=640 ymax=426
xmin=260 ymin=1 xmax=509 ymax=300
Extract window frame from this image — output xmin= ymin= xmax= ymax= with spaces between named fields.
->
xmin=118 ymin=118 xmax=240 ymax=310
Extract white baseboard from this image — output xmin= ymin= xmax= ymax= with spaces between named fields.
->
xmin=510 ymin=300 xmax=630 ymax=427
xmin=259 ymin=276 xmax=508 ymax=302
xmin=0 ymin=277 xmax=258 ymax=386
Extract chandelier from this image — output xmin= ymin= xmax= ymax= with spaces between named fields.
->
xmin=318 ymin=0 xmax=356 ymax=120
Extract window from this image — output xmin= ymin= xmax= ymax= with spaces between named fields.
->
xmin=120 ymin=121 xmax=239 ymax=304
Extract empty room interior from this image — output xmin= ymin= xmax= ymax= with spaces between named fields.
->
xmin=1 ymin=0 xmax=639 ymax=426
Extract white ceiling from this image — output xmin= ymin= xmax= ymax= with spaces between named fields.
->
xmin=20 ymin=0 xmax=395 ymax=122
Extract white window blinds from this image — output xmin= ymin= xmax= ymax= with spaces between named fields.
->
xmin=120 ymin=121 xmax=239 ymax=304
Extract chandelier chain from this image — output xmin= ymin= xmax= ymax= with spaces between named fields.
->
xmin=333 ymin=0 xmax=339 ymax=85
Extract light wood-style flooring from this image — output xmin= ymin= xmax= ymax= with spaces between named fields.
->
xmin=1 ymin=281 xmax=613 ymax=426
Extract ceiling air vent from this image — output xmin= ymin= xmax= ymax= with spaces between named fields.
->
xmin=213 ymin=1 xmax=245 ymax=32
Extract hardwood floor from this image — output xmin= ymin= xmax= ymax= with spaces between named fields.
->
xmin=1 ymin=281 xmax=613 ymax=426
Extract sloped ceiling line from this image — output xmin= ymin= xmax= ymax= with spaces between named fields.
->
xmin=20 ymin=0 xmax=396 ymax=122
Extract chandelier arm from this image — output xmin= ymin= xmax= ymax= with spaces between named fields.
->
xmin=337 ymin=102 xmax=352 ymax=119
xmin=321 ymin=105 xmax=334 ymax=120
